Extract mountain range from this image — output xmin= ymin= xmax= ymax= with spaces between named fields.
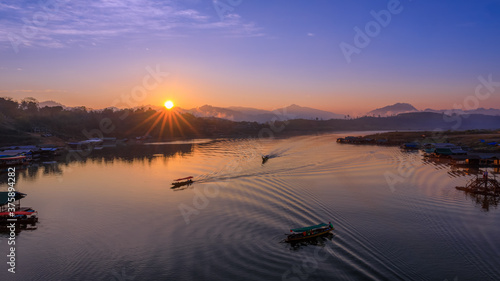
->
xmin=37 ymin=101 xmax=500 ymax=123
xmin=181 ymin=104 xmax=345 ymax=123
xmin=38 ymin=101 xmax=345 ymax=123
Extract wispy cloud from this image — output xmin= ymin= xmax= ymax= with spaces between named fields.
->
xmin=0 ymin=3 xmax=20 ymax=10
xmin=195 ymin=13 xmax=265 ymax=37
xmin=0 ymin=89 xmax=68 ymax=94
xmin=0 ymin=0 xmax=264 ymax=50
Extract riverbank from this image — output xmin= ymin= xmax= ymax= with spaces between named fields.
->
xmin=340 ymin=130 xmax=500 ymax=152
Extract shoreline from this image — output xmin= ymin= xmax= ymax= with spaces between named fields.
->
xmin=338 ymin=130 xmax=500 ymax=152
xmin=3 ymin=129 xmax=500 ymax=152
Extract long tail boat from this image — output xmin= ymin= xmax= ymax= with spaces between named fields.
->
xmin=286 ymin=222 xmax=334 ymax=242
xmin=262 ymin=155 xmax=270 ymax=164
xmin=171 ymin=176 xmax=194 ymax=188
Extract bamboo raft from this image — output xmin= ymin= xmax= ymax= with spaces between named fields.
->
xmin=456 ymin=173 xmax=500 ymax=197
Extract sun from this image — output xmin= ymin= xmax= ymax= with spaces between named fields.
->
xmin=164 ymin=100 xmax=174 ymax=110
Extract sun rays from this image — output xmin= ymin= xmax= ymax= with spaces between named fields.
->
xmin=126 ymin=106 xmax=198 ymax=140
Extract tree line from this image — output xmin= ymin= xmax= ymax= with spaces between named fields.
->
xmin=0 ymin=97 xmax=263 ymax=144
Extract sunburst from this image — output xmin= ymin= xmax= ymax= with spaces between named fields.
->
xmin=127 ymin=103 xmax=197 ymax=140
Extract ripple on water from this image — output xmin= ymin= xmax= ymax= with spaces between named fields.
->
xmin=5 ymin=134 xmax=500 ymax=280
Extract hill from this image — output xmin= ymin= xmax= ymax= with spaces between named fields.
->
xmin=185 ymin=104 xmax=344 ymax=122
xmin=367 ymin=103 xmax=417 ymax=117
xmin=273 ymin=104 xmax=344 ymax=120
xmin=2 ymin=97 xmax=500 ymax=146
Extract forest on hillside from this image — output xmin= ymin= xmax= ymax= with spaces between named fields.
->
xmin=0 ymin=97 xmax=264 ymax=145
xmin=2 ymin=97 xmax=500 ymax=146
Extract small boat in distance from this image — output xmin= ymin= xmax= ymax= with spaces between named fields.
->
xmin=286 ymin=222 xmax=334 ymax=242
xmin=171 ymin=176 xmax=194 ymax=188
xmin=262 ymin=155 xmax=270 ymax=164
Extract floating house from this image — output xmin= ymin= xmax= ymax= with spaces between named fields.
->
xmin=0 ymin=149 xmax=32 ymax=167
xmin=0 ymin=145 xmax=60 ymax=163
xmin=0 ymin=156 xmax=27 ymax=167
xmin=0 ymin=191 xmax=38 ymax=225
xmin=450 ymin=153 xmax=500 ymax=167
xmin=0 ymin=192 xmax=26 ymax=212
xmin=424 ymin=143 xmax=467 ymax=156
xmin=0 ymin=149 xmax=35 ymax=160
xmin=401 ymin=142 xmax=420 ymax=149
xmin=39 ymin=147 xmax=60 ymax=158
xmin=336 ymin=136 xmax=375 ymax=144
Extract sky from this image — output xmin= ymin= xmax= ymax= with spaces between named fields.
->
xmin=1 ymin=0 xmax=500 ymax=115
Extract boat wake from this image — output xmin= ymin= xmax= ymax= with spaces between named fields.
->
xmin=262 ymin=146 xmax=293 ymax=160
xmin=167 ymin=134 xmax=500 ymax=280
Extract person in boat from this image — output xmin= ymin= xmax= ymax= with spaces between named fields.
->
xmin=329 ymin=222 xmax=333 ymax=229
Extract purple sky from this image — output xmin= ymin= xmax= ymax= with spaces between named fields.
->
xmin=1 ymin=0 xmax=500 ymax=115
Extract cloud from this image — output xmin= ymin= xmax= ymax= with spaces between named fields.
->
xmin=0 ymin=0 xmax=264 ymax=50
xmin=0 ymin=89 xmax=68 ymax=93
xmin=307 ymin=33 xmax=315 ymax=37
xmin=0 ymin=3 xmax=20 ymax=10
xmin=175 ymin=9 xmax=209 ymax=21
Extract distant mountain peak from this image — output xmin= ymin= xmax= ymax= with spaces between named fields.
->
xmin=274 ymin=104 xmax=344 ymax=120
xmin=367 ymin=103 xmax=417 ymax=117
xmin=39 ymin=100 xmax=65 ymax=108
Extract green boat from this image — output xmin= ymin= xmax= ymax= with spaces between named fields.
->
xmin=286 ymin=222 xmax=334 ymax=242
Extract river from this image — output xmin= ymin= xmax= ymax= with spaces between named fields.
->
xmin=1 ymin=132 xmax=499 ymax=280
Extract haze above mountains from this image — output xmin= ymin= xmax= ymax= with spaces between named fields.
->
xmin=38 ymin=101 xmax=500 ymax=123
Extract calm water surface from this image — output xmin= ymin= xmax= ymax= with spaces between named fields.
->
xmin=1 ymin=133 xmax=499 ymax=280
